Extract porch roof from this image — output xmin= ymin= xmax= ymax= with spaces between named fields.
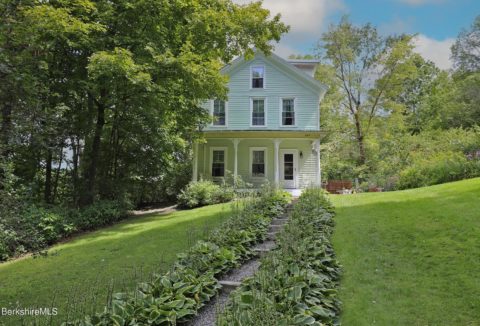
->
xmin=200 ymin=130 xmax=321 ymax=139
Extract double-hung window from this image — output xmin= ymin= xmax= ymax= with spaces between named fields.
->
xmin=212 ymin=100 xmax=226 ymax=126
xmin=251 ymin=66 xmax=264 ymax=88
xmin=250 ymin=148 xmax=266 ymax=178
xmin=251 ymin=98 xmax=266 ymax=126
xmin=281 ymin=98 xmax=295 ymax=126
xmin=211 ymin=149 xmax=225 ymax=177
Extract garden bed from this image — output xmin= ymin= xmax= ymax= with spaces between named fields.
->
xmin=218 ymin=189 xmax=342 ymax=326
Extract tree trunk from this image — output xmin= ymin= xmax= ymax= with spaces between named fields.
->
xmin=81 ymin=91 xmax=106 ymax=206
xmin=71 ymin=136 xmax=79 ymax=206
xmin=353 ymin=112 xmax=366 ymax=165
xmin=52 ymin=148 xmax=63 ymax=203
xmin=0 ymin=103 xmax=13 ymax=190
xmin=1 ymin=103 xmax=12 ymax=158
xmin=44 ymin=149 xmax=53 ymax=204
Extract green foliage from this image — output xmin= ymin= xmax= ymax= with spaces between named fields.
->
xmin=316 ymin=16 xmax=416 ymax=165
xmin=451 ymin=15 xmax=480 ymax=72
xmin=66 ymin=189 xmax=290 ymax=325
xmin=177 ymin=180 xmax=235 ymax=208
xmin=0 ymin=199 xmax=131 ymax=262
xmin=67 ymin=200 xmax=133 ymax=231
xmin=397 ymin=151 xmax=480 ymax=189
xmin=0 ymin=0 xmax=289 ymax=211
xmin=218 ymin=188 xmax=341 ymax=326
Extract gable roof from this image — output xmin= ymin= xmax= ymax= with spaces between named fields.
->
xmin=221 ymin=49 xmax=328 ymax=96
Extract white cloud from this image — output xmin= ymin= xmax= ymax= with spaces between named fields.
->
xmin=413 ymin=34 xmax=455 ymax=70
xmin=232 ymin=0 xmax=346 ymax=57
xmin=253 ymin=0 xmax=344 ymax=34
xmin=272 ymin=42 xmax=299 ymax=58
xmin=398 ymin=0 xmax=445 ymax=5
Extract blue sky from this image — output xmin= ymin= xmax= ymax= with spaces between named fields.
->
xmin=233 ymin=0 xmax=480 ymax=69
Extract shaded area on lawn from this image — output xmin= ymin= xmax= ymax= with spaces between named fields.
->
xmin=331 ymin=178 xmax=480 ymax=326
xmin=0 ymin=203 xmax=233 ymax=325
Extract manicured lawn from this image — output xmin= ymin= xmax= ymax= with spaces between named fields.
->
xmin=0 ymin=203 xmax=232 ymax=325
xmin=331 ymin=178 xmax=480 ymax=325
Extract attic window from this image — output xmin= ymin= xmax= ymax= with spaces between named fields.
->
xmin=251 ymin=66 xmax=264 ymax=88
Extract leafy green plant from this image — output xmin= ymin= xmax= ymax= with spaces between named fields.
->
xmin=177 ymin=180 xmax=235 ymax=208
xmin=67 ymin=200 xmax=133 ymax=231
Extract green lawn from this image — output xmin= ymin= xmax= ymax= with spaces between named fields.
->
xmin=0 ymin=203 xmax=232 ymax=325
xmin=331 ymin=178 xmax=480 ymax=326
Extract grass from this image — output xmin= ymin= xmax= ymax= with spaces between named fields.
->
xmin=331 ymin=178 xmax=480 ymax=326
xmin=0 ymin=203 xmax=233 ymax=325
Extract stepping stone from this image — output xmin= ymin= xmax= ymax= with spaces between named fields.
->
xmin=219 ymin=280 xmax=241 ymax=292
xmin=268 ymin=224 xmax=282 ymax=232
xmin=253 ymin=248 xmax=270 ymax=257
xmin=266 ymin=232 xmax=276 ymax=240
xmin=271 ymin=218 xmax=288 ymax=226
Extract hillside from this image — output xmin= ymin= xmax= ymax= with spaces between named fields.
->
xmin=331 ymin=178 xmax=480 ymax=325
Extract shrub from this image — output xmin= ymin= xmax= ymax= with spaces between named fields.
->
xmin=397 ymin=151 xmax=480 ymax=189
xmin=23 ymin=206 xmax=75 ymax=244
xmin=67 ymin=200 xmax=133 ymax=231
xmin=177 ymin=180 xmax=235 ymax=208
xmin=0 ymin=199 xmax=132 ymax=262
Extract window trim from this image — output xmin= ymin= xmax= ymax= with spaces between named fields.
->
xmin=279 ymin=97 xmax=297 ymax=127
xmin=250 ymin=65 xmax=266 ymax=89
xmin=249 ymin=147 xmax=268 ymax=179
xmin=250 ymin=97 xmax=267 ymax=127
xmin=210 ymin=99 xmax=228 ymax=127
xmin=210 ymin=147 xmax=228 ymax=178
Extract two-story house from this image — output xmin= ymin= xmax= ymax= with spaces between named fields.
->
xmin=192 ymin=50 xmax=326 ymax=189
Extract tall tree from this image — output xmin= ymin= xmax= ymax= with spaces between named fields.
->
xmin=316 ymin=17 xmax=416 ymax=165
xmin=2 ymin=0 xmax=289 ymax=206
xmin=452 ymin=15 xmax=480 ymax=72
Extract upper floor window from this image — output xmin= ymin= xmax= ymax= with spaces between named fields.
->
xmin=211 ymin=149 xmax=225 ymax=177
xmin=251 ymin=98 xmax=266 ymax=126
xmin=281 ymin=98 xmax=295 ymax=126
xmin=251 ymin=66 xmax=264 ymax=88
xmin=213 ymin=100 xmax=226 ymax=126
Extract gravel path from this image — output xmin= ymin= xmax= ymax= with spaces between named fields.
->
xmin=186 ymin=291 xmax=230 ymax=326
xmin=225 ymin=258 xmax=261 ymax=282
xmin=254 ymin=240 xmax=276 ymax=251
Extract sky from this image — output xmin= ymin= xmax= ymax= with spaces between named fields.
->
xmin=232 ymin=0 xmax=480 ymax=70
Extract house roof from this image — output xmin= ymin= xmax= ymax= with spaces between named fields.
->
xmin=286 ymin=59 xmax=321 ymax=64
xmin=221 ymin=49 xmax=328 ymax=96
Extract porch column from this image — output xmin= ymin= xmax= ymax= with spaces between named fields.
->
xmin=315 ymin=139 xmax=321 ymax=186
xmin=203 ymin=141 xmax=207 ymax=178
xmin=192 ymin=141 xmax=199 ymax=182
xmin=273 ymin=139 xmax=281 ymax=186
xmin=232 ymin=139 xmax=240 ymax=180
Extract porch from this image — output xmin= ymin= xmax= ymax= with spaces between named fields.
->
xmin=192 ymin=132 xmax=321 ymax=189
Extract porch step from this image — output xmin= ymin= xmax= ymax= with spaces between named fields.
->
xmin=271 ymin=218 xmax=288 ymax=226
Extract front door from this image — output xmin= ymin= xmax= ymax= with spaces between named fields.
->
xmin=280 ymin=150 xmax=297 ymax=189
